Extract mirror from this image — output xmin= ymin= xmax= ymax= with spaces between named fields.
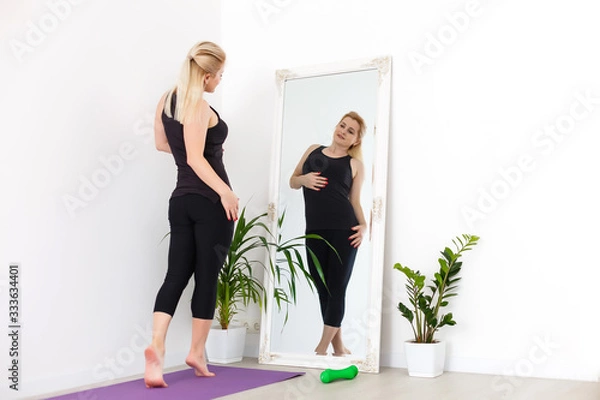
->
xmin=259 ymin=57 xmax=392 ymax=373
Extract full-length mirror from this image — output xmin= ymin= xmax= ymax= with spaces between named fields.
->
xmin=259 ymin=57 xmax=391 ymax=373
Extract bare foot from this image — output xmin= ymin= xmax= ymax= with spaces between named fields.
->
xmin=332 ymin=346 xmax=352 ymax=357
xmin=185 ymin=353 xmax=215 ymax=377
xmin=144 ymin=346 xmax=168 ymax=388
xmin=314 ymin=345 xmax=328 ymax=356
xmin=332 ymin=352 xmax=349 ymax=357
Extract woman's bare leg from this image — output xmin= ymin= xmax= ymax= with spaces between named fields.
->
xmin=144 ymin=312 xmax=172 ymax=388
xmin=332 ymin=328 xmax=351 ymax=356
xmin=185 ymin=318 xmax=215 ymax=377
xmin=314 ymin=325 xmax=339 ymax=355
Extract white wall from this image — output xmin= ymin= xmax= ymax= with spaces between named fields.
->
xmin=2 ymin=0 xmax=599 ymax=398
xmin=0 ymin=0 xmax=221 ymax=398
xmin=221 ymin=0 xmax=600 ymax=391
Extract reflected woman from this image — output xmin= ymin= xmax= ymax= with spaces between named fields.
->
xmin=289 ymin=111 xmax=367 ymax=356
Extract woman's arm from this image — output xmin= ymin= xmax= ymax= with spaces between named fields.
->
xmin=289 ymin=144 xmax=327 ymax=190
xmin=184 ymin=100 xmax=239 ymax=221
xmin=154 ymin=93 xmax=171 ymax=154
xmin=349 ymin=158 xmax=367 ymax=248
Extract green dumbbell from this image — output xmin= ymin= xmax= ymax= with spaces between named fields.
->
xmin=320 ymin=365 xmax=359 ymax=383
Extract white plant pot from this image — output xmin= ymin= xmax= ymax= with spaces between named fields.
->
xmin=205 ymin=325 xmax=247 ymax=364
xmin=404 ymin=340 xmax=446 ymax=378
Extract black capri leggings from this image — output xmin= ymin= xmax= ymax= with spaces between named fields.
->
xmin=306 ymin=229 xmax=358 ymax=328
xmin=153 ymin=194 xmax=234 ymax=319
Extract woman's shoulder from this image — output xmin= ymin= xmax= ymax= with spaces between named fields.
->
xmin=301 ymin=144 xmax=322 ymax=157
xmin=205 ymin=101 xmax=218 ymax=112
xmin=350 ymin=157 xmax=364 ymax=170
xmin=196 ymin=99 xmax=215 ymax=121
xmin=199 ymin=99 xmax=212 ymax=110
xmin=306 ymin=144 xmax=325 ymax=158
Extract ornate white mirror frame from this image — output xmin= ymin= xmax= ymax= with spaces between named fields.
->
xmin=258 ymin=56 xmax=392 ymax=373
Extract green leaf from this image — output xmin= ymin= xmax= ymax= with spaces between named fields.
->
xmin=442 ymin=247 xmax=455 ymax=261
xmin=398 ymin=302 xmax=414 ymax=323
xmin=438 ymin=258 xmax=449 ymax=273
xmin=442 ymin=293 xmax=458 ymax=299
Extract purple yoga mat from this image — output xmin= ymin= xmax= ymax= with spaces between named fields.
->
xmin=46 ymin=365 xmax=305 ymax=400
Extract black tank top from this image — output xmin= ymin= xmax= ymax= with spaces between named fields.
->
xmin=162 ymin=94 xmax=230 ymax=203
xmin=302 ymin=146 xmax=359 ymax=232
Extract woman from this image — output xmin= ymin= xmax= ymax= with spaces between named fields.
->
xmin=289 ymin=111 xmax=367 ymax=356
xmin=144 ymin=41 xmax=239 ymax=388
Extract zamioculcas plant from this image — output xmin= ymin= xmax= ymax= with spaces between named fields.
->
xmin=394 ymin=234 xmax=480 ymax=343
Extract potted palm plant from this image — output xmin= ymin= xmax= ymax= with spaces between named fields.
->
xmin=205 ymin=206 xmax=328 ymax=363
xmin=394 ymin=234 xmax=480 ymax=377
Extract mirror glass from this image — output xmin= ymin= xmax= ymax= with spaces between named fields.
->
xmin=259 ymin=57 xmax=391 ymax=373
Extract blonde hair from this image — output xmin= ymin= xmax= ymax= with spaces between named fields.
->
xmin=164 ymin=41 xmax=226 ymax=124
xmin=340 ymin=111 xmax=367 ymax=161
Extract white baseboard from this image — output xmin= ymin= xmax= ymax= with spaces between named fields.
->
xmin=380 ymin=351 xmax=599 ymax=383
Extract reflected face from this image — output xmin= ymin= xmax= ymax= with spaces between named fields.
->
xmin=204 ymin=66 xmax=224 ymax=93
xmin=334 ymin=117 xmax=361 ymax=148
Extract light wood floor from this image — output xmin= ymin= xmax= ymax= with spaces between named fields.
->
xmin=33 ymin=358 xmax=600 ymax=400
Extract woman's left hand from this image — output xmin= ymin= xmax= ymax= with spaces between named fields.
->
xmin=349 ymin=224 xmax=367 ymax=248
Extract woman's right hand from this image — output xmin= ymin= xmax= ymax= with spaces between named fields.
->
xmin=302 ymin=172 xmax=328 ymax=191
xmin=220 ymin=190 xmax=239 ymax=221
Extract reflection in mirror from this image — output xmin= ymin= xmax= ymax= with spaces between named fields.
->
xmin=259 ymin=57 xmax=391 ymax=373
